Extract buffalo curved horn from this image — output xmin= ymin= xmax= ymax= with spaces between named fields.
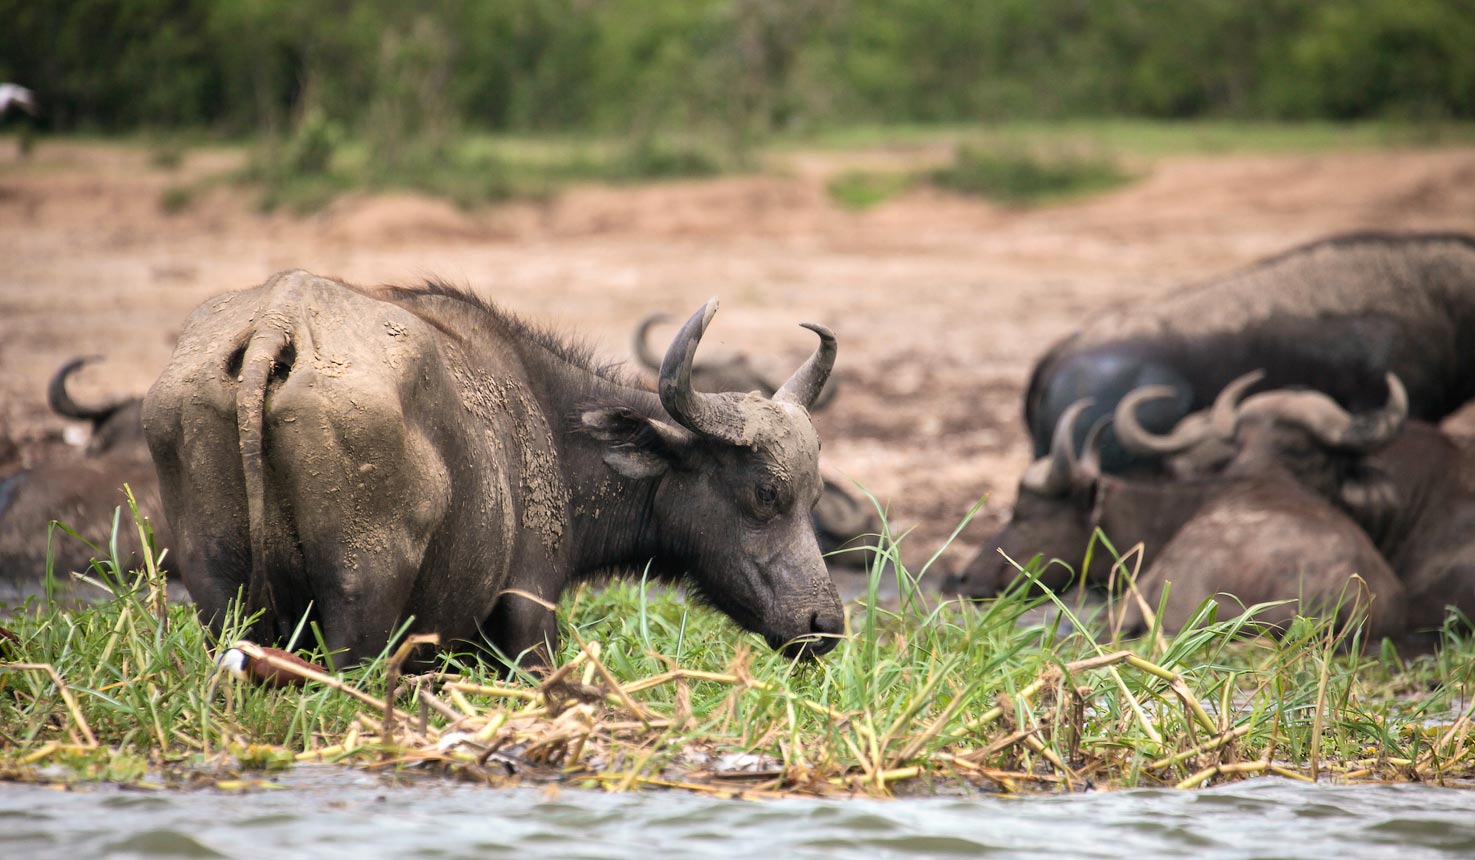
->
xmin=1209 ymin=370 xmax=1266 ymax=439
xmin=632 ymin=313 xmax=670 ymax=372
xmin=773 ymin=322 xmax=838 ymax=410
xmin=1113 ymin=385 xmax=1206 ymax=456
xmin=47 ymin=355 xmax=121 ymax=422
xmin=1076 ymin=415 xmax=1110 ymax=485
xmin=1238 ymin=372 xmax=1407 ymax=453
xmin=1021 ymin=399 xmax=1092 ymax=496
xmin=659 ymin=299 xmax=746 ymax=440
xmin=1114 ymin=371 xmax=1264 ymax=456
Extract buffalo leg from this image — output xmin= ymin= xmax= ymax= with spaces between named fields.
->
xmin=482 ymin=587 xmax=560 ymax=675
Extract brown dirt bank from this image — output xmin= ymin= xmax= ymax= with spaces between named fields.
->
xmin=3 ymin=138 xmax=1474 ymax=580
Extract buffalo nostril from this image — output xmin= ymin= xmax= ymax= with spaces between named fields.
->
xmin=777 ymin=610 xmax=845 ymax=659
xmin=803 ymin=610 xmax=843 ymax=657
xmin=810 ymin=610 xmax=843 ymax=637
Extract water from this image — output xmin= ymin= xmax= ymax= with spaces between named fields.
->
xmin=3 ymin=771 xmax=1473 ymax=860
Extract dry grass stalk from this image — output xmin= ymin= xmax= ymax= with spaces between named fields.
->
xmin=1175 ymin=759 xmax=1270 ymax=789
xmin=4 ymin=663 xmax=98 ymax=747
xmin=1149 ymin=725 xmax=1253 ymax=770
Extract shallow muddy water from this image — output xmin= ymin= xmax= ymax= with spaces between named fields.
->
xmin=4 ymin=771 xmax=1474 ymax=860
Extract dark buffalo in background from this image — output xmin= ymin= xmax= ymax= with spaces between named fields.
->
xmin=1125 ymin=378 xmax=1475 ymax=640
xmin=144 ymin=270 xmax=844 ymax=667
xmin=1114 ymin=469 xmax=1405 ymax=640
xmin=951 ymin=379 xmax=1410 ymax=635
xmin=1 ymin=357 xmax=173 ymax=601
xmin=1026 ymin=231 xmax=1475 ymax=473
xmin=0 ymin=453 xmax=173 ymax=601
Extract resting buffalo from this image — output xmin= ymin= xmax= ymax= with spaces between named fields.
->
xmin=1027 ymin=231 xmax=1475 ymax=472
xmin=952 ymin=382 xmax=1409 ymax=636
xmin=1109 ymin=465 xmax=1404 ymax=639
xmin=633 ymin=313 xmax=837 ymax=410
xmin=0 ymin=453 xmax=172 ymax=600
xmin=1123 ymin=376 xmax=1475 ymax=638
xmin=1 ymin=358 xmax=172 ymax=599
xmin=143 ymin=270 xmax=844 ymax=667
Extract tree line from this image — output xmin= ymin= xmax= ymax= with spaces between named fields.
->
xmin=3 ymin=0 xmax=1470 ymax=137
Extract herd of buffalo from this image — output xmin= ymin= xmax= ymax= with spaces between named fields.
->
xmin=2 ymin=230 xmax=1474 ymax=667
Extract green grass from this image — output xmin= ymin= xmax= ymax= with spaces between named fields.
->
xmin=2 ymin=498 xmax=1473 ymax=796
xmin=157 ymin=185 xmax=196 ymax=214
xmin=826 ymin=170 xmax=918 ymax=210
xmin=928 ymin=145 xmax=1133 ymax=205
xmin=812 ymin=118 xmax=1475 ymax=209
xmin=797 ymin=119 xmax=1475 ymax=157
xmin=240 ymin=129 xmax=733 ymax=214
xmin=824 ymin=144 xmax=1132 ymax=209
xmin=18 ymin=117 xmax=1470 ymax=213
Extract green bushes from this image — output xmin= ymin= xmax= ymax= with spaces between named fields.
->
xmin=823 ymin=144 xmax=1132 ymax=210
xmin=3 ymin=0 xmax=1472 ymax=141
xmin=930 ymin=145 xmax=1133 ymax=205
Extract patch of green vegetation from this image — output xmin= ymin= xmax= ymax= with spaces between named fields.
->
xmin=158 ymin=185 xmax=196 ymax=214
xmin=238 ymin=129 xmax=733 ymax=213
xmin=149 ymin=142 xmax=186 ymax=170
xmin=2 ymin=494 xmax=1472 ymax=796
xmin=929 ymin=144 xmax=1134 ymax=206
xmin=825 ymin=170 xmax=916 ymax=210
xmin=146 ymin=116 xmax=1475 ymax=215
xmin=799 ymin=119 xmax=1475 ymax=158
xmin=609 ymin=138 xmax=726 ymax=182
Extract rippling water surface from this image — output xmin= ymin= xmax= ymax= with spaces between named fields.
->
xmin=4 ymin=771 xmax=1474 ymax=860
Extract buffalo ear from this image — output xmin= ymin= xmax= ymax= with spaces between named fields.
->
xmin=578 ymin=406 xmax=694 ymax=479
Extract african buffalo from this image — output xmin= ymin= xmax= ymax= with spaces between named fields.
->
xmin=1 ymin=358 xmax=173 ymax=600
xmin=1122 ymin=376 xmax=1475 ymax=637
xmin=633 ymin=312 xmax=837 ymax=410
xmin=48 ymin=356 xmax=147 ymax=456
xmin=1112 ymin=469 xmax=1406 ymax=639
xmin=949 ymin=392 xmax=1398 ymax=637
xmin=952 ymin=379 xmax=1409 ymax=633
xmin=0 ymin=453 xmax=173 ymax=601
xmin=143 ymin=270 xmax=845 ymax=667
xmin=813 ymin=474 xmax=881 ymax=562
xmin=1027 ymin=231 xmax=1475 ymax=472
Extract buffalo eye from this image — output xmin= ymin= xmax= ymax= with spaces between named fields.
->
xmin=752 ymin=481 xmax=781 ymax=517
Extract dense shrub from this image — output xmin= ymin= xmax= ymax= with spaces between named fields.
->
xmin=2 ymin=0 xmax=1470 ymax=139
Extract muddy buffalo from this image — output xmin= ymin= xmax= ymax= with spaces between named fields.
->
xmin=143 ymin=270 xmax=845 ymax=667
xmin=1123 ymin=375 xmax=1475 ymax=639
xmin=1 ymin=358 xmax=171 ymax=599
xmin=952 ymin=381 xmax=1409 ymax=636
xmin=1111 ymin=458 xmax=1405 ymax=640
xmin=1027 ymin=231 xmax=1475 ymax=472
xmin=0 ymin=453 xmax=172 ymax=599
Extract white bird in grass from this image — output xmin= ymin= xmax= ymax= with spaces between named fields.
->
xmin=0 ymin=83 xmax=38 ymax=118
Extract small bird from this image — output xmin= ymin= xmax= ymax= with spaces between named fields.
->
xmin=218 ymin=644 xmax=328 ymax=688
xmin=0 ymin=83 xmax=38 ymax=119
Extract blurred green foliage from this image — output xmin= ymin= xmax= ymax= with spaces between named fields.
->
xmin=929 ymin=144 xmax=1132 ymax=204
xmin=3 ymin=0 xmax=1471 ymax=141
xmin=826 ymin=169 xmax=917 ymax=210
